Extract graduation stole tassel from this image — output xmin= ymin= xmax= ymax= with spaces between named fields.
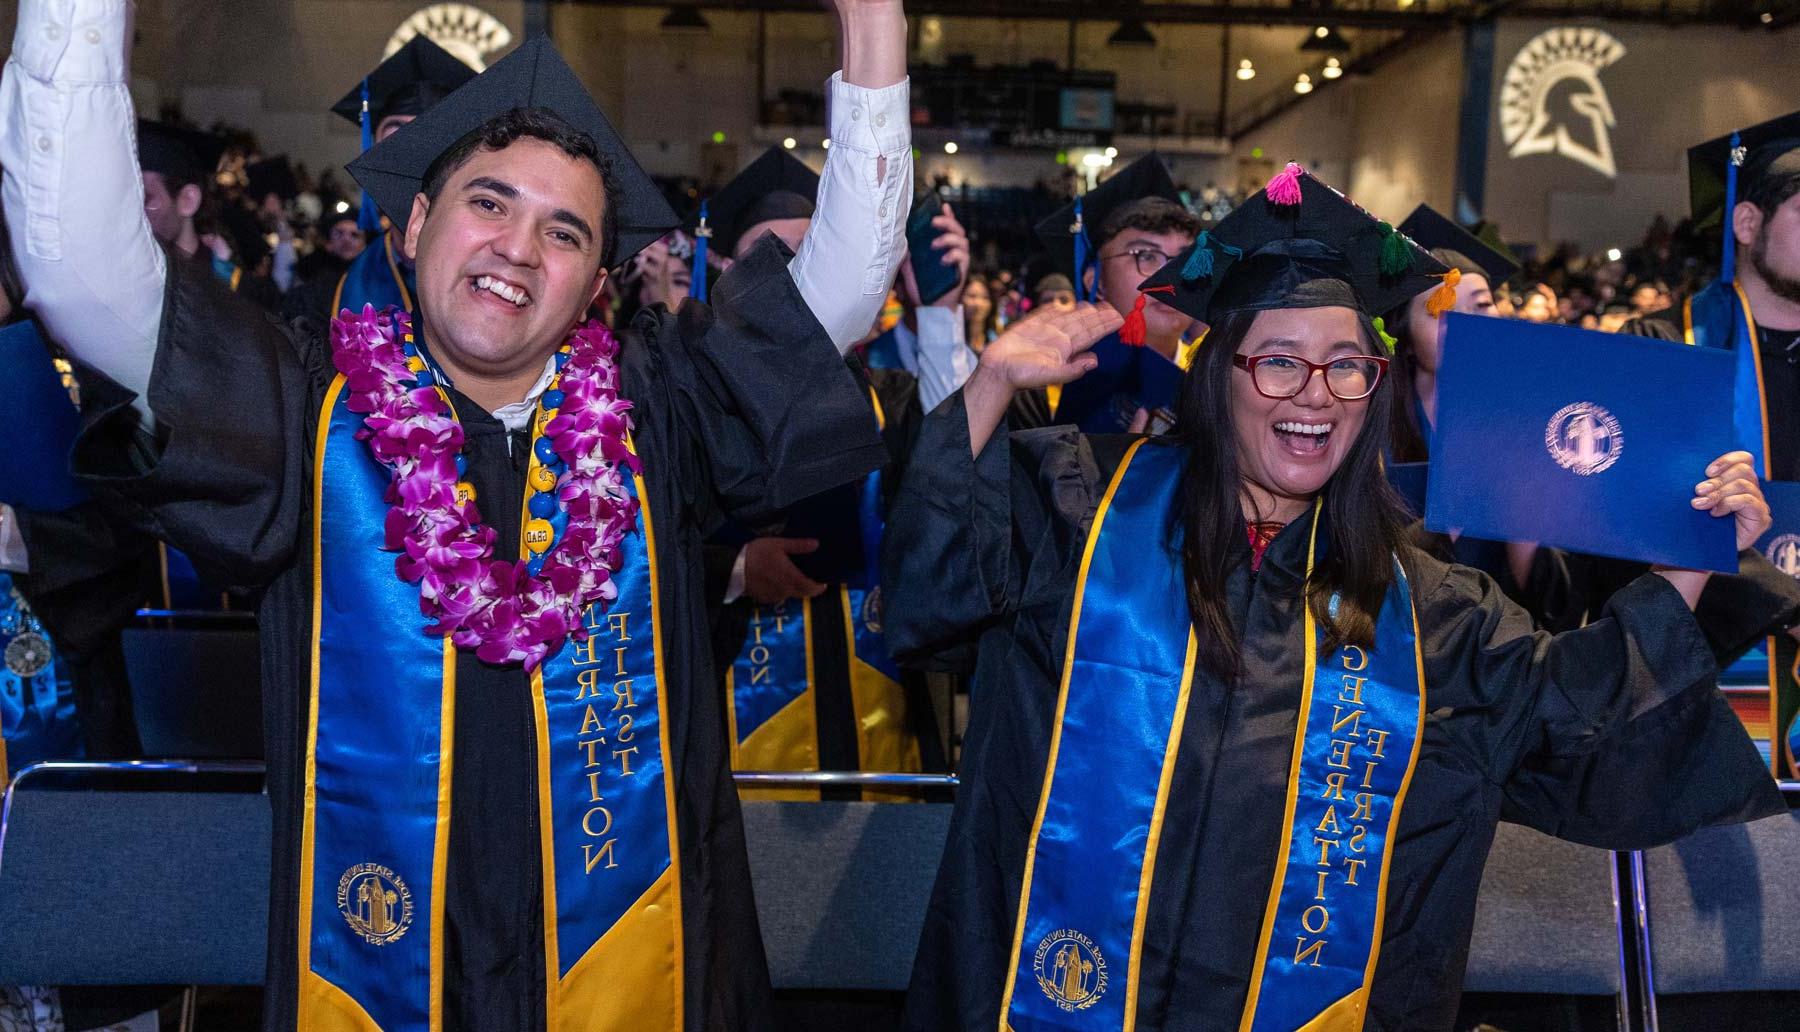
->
xmin=1120 ymin=285 xmax=1174 ymax=347
xmin=1425 ymin=268 xmax=1461 ymax=318
xmin=1072 ymin=197 xmax=1095 ymax=304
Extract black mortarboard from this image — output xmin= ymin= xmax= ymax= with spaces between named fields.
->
xmin=347 ymin=36 xmax=678 ymax=267
xmin=136 ymin=120 xmax=226 ymax=188
xmin=701 ymin=147 xmax=822 ymax=258
xmin=1687 ymin=109 xmax=1800 ymax=231
xmin=332 ymin=36 xmax=480 ymax=128
xmin=245 ymin=156 xmax=299 ymax=203
xmin=1397 ymin=204 xmax=1520 ymax=283
xmin=1139 ymin=168 xmax=1448 ymax=329
xmin=1034 ymin=153 xmax=1183 ymax=288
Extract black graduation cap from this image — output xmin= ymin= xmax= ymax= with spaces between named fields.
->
xmin=245 ymin=156 xmax=299 ymax=203
xmin=1687 ymin=109 xmax=1800 ymax=229
xmin=346 ymin=36 xmax=678 ymax=267
xmin=1397 ymin=204 xmax=1520 ymax=283
xmin=331 ymin=36 xmax=479 ymax=128
xmin=1034 ymin=153 xmax=1182 ymax=281
xmin=701 ymin=146 xmax=822 ymax=258
xmin=1139 ymin=168 xmax=1448 ymax=329
xmin=136 ymin=120 xmax=226 ymax=187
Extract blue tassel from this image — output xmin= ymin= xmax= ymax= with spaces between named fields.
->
xmin=693 ymin=200 xmax=712 ymax=304
xmin=1072 ymin=196 xmax=1094 ymax=303
xmin=1182 ymin=233 xmax=1216 ymax=281
xmin=1722 ymin=130 xmax=1742 ymax=284
xmin=356 ymin=78 xmax=383 ymax=234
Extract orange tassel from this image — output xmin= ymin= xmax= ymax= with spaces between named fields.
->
xmin=1425 ymin=267 xmax=1461 ymax=318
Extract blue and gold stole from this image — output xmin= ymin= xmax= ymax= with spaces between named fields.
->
xmin=998 ymin=440 xmax=1425 ymax=1031
xmin=300 ymin=372 xmax=683 ymax=1031
xmin=0 ymin=572 xmax=83 ymax=785
xmin=1684 ymin=280 xmax=1794 ymax=775
xmin=724 ymin=387 xmax=919 ymax=802
xmin=332 ymin=234 xmax=416 ymax=320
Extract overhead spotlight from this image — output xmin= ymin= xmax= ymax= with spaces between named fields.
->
xmin=1294 ymin=73 xmax=1314 ymax=95
xmin=335 ymin=200 xmax=350 ymax=213
xmin=822 ymin=138 xmax=831 ymax=150
xmin=1082 ymin=153 xmax=1109 ymax=168
xmin=1761 ymin=12 xmax=1775 ymax=24
xmin=1104 ymin=146 xmax=1119 ymax=159
xmin=1396 ymin=0 xmax=1415 ymax=8
xmin=1236 ymin=58 xmax=1256 ymax=81
xmin=1300 ymin=25 xmax=1351 ymax=53
xmin=660 ymin=5 xmax=710 ymax=32
xmin=782 ymin=137 xmax=797 ymax=150
xmin=1606 ymin=247 xmax=1623 ymax=262
xmin=1322 ymin=57 xmax=1343 ymax=80
xmin=1107 ymin=19 xmax=1157 ymax=48
xmin=944 ymin=141 xmax=959 ymax=154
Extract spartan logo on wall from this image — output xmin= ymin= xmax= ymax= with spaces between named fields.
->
xmin=1500 ymin=27 xmax=1628 ymax=179
xmin=386 ymin=3 xmax=515 ymax=71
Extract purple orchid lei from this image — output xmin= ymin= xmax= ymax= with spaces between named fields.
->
xmin=330 ymin=305 xmax=641 ymax=671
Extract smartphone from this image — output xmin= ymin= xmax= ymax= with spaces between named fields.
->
xmin=907 ymin=193 xmax=961 ymax=307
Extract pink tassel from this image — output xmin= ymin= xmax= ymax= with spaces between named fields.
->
xmin=1264 ymin=162 xmax=1304 ymax=206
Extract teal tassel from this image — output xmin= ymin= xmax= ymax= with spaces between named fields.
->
xmin=1378 ymin=222 xmax=1414 ymax=277
xmin=1181 ymin=235 xmax=1215 ymax=281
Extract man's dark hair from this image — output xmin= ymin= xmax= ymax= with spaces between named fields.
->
xmin=1742 ymin=147 xmax=1800 ymax=218
xmin=1095 ymin=197 xmax=1202 ymax=252
xmin=422 ymin=108 xmax=624 ymax=267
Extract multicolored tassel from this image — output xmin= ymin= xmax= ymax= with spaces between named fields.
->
xmin=1371 ymin=316 xmax=1398 ymax=355
xmin=1378 ymin=222 xmax=1415 ymax=277
xmin=1425 ymin=268 xmax=1461 ymax=318
xmin=1264 ymin=162 xmax=1304 ymax=206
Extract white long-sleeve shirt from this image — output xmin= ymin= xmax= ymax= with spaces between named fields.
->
xmin=0 ymin=0 xmax=911 ymax=428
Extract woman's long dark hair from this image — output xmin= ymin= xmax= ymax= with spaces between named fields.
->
xmin=1175 ymin=306 xmax=1410 ymax=683
xmin=1382 ymin=297 xmax=1432 ymax=464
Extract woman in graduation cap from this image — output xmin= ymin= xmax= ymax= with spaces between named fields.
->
xmin=885 ymin=166 xmax=1788 ymax=1032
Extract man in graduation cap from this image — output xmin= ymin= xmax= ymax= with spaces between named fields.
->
xmin=1638 ymin=112 xmax=1800 ymax=777
xmin=134 ymin=120 xmax=282 ymax=309
xmin=696 ymin=146 xmax=970 ymax=800
xmin=1015 ymin=153 xmax=1202 ymax=433
xmin=285 ymin=36 xmax=480 ymax=325
xmin=1 ymin=1 xmax=911 ymax=1029
xmin=886 ymin=164 xmax=1786 ymax=1031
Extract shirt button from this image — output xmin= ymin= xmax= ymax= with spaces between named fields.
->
xmin=85 ymin=29 xmax=102 ymax=44
xmin=875 ymin=113 xmax=888 ymax=128
xmin=44 ymin=24 xmax=61 ymax=40
xmin=851 ymin=107 xmax=863 ymax=121
xmin=878 ymin=205 xmax=890 ymax=219
xmin=35 ymin=136 xmax=51 ymax=153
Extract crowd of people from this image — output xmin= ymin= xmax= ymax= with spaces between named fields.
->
xmin=2 ymin=1 xmax=1799 ymax=1030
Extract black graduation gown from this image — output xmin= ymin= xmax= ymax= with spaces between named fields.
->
xmin=882 ymin=395 xmax=1789 ymax=1032
xmin=710 ymin=367 xmax=947 ymax=794
xmin=62 ymin=235 xmax=887 ymax=1032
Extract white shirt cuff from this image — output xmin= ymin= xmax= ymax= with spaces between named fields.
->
xmin=723 ymin=544 xmax=749 ymax=604
xmin=826 ymin=72 xmax=910 ymax=158
xmin=13 ymin=0 xmax=132 ymax=83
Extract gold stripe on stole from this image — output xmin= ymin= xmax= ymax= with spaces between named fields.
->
xmin=298 ymin=375 xmax=455 ymax=1030
xmin=533 ymin=450 xmax=686 ymax=1031
xmin=1236 ymin=505 xmax=1428 ymax=1031
xmin=728 ymin=595 xmax=823 ymax=803
xmin=841 ymin=588 xmax=924 ymax=804
xmin=998 ymin=438 xmax=1147 ymax=1031
xmin=330 ymin=272 xmax=347 ymax=319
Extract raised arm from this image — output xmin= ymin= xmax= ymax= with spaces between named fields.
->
xmin=1 ymin=0 xmax=164 ymax=425
xmin=788 ymin=0 xmax=911 ymax=352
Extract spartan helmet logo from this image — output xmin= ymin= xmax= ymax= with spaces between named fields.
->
xmin=1766 ymin=534 xmax=1800 ymax=579
xmin=387 ymin=3 xmax=515 ymax=71
xmin=1500 ymin=27 xmax=1628 ymax=179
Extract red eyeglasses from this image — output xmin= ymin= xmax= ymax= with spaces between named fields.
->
xmin=1231 ymin=353 xmax=1389 ymax=401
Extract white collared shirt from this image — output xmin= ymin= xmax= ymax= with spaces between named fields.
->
xmin=0 ymin=0 xmax=912 ymax=426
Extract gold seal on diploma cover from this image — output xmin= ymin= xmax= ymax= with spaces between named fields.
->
xmin=1545 ymin=401 xmax=1623 ymax=476
xmin=1034 ymin=928 xmax=1108 ymax=1012
xmin=338 ymin=863 xmax=415 ymax=946
xmin=1766 ymin=534 xmax=1800 ymax=579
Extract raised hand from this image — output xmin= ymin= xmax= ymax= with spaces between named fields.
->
xmin=977 ymin=303 xmax=1123 ymax=390
xmin=1692 ymin=451 xmax=1771 ymax=552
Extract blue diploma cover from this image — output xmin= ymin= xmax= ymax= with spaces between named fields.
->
xmin=1427 ymin=314 xmax=1738 ymax=573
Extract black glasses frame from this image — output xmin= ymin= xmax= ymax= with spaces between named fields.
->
xmin=1231 ymin=353 xmax=1390 ymax=401
xmin=1099 ymin=248 xmax=1174 ymax=278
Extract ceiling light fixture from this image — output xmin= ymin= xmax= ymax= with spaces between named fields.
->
xmin=1236 ymin=58 xmax=1256 ymax=81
